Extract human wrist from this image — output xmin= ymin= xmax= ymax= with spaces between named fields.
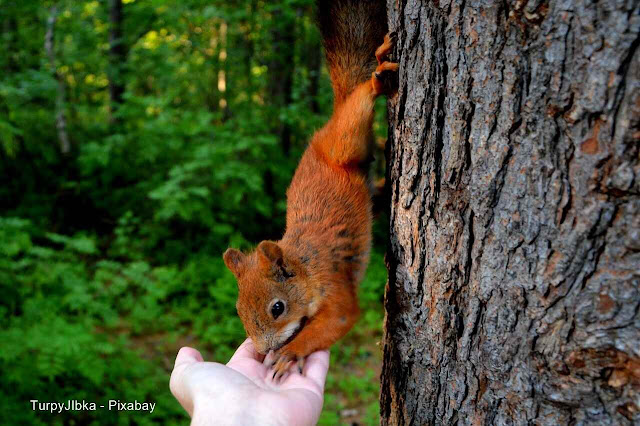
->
xmin=190 ymin=402 xmax=246 ymax=425
xmin=190 ymin=390 xmax=264 ymax=426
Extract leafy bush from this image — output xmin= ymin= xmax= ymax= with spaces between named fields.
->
xmin=0 ymin=217 xmax=386 ymax=424
xmin=1 ymin=1 xmax=388 ymax=424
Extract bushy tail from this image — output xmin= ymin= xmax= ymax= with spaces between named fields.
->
xmin=317 ymin=0 xmax=387 ymax=107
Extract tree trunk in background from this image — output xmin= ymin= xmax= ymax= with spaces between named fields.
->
xmin=45 ymin=5 xmax=70 ymax=155
xmin=306 ymin=26 xmax=322 ymax=115
xmin=108 ymin=0 xmax=126 ymax=118
xmin=268 ymin=7 xmax=295 ymax=156
xmin=3 ymin=16 xmax=19 ymax=73
xmin=380 ymin=0 xmax=639 ymax=424
xmin=242 ymin=2 xmax=256 ymax=100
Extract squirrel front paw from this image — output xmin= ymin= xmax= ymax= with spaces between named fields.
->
xmin=264 ymin=350 xmax=305 ymax=381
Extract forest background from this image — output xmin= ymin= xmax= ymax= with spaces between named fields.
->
xmin=0 ymin=0 xmax=390 ymax=424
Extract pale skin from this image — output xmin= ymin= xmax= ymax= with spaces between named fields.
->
xmin=170 ymin=338 xmax=330 ymax=426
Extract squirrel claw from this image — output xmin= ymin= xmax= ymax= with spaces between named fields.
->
xmin=372 ymin=61 xmax=399 ymax=95
xmin=263 ymin=350 xmax=276 ymax=368
xmin=375 ymin=61 xmax=399 ymax=76
xmin=268 ymin=352 xmax=306 ymax=381
xmin=372 ymin=33 xmax=398 ymax=96
xmin=270 ymin=352 xmax=295 ymax=382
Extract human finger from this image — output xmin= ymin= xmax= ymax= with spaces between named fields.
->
xmin=227 ymin=338 xmax=263 ymax=365
xmin=303 ymin=350 xmax=330 ymax=390
xmin=170 ymin=347 xmax=203 ymax=416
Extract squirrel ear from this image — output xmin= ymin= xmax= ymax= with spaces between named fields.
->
xmin=257 ymin=241 xmax=295 ymax=280
xmin=257 ymin=241 xmax=283 ymax=268
xmin=223 ymin=248 xmax=246 ymax=278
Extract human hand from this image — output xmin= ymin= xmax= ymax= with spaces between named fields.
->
xmin=169 ymin=339 xmax=330 ymax=426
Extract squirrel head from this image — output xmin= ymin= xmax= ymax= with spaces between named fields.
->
xmin=223 ymin=241 xmax=317 ymax=354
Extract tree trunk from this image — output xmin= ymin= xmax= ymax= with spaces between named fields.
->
xmin=305 ymin=21 xmax=322 ymax=115
xmin=380 ymin=0 xmax=640 ymax=425
xmin=45 ymin=5 xmax=70 ymax=155
xmin=268 ymin=6 xmax=295 ymax=156
xmin=108 ymin=0 xmax=126 ymax=118
xmin=3 ymin=15 xmax=19 ymax=74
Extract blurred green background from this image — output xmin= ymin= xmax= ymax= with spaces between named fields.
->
xmin=0 ymin=0 xmax=389 ymax=424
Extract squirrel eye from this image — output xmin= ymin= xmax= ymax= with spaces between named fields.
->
xmin=271 ymin=301 xmax=285 ymax=319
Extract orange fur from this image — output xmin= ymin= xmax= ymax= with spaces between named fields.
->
xmin=223 ymin=0 xmax=397 ymax=379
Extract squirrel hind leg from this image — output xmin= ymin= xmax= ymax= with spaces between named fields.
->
xmin=371 ymin=61 xmax=399 ymax=96
xmin=375 ymin=33 xmax=395 ymax=64
xmin=371 ymin=34 xmax=398 ymax=96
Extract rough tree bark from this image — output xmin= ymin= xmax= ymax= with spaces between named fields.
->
xmin=380 ymin=1 xmax=639 ymax=425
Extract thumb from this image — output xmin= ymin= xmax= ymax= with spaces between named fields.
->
xmin=170 ymin=347 xmax=203 ymax=416
xmin=175 ymin=346 xmax=204 ymax=367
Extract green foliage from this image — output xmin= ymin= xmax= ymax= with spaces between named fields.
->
xmin=0 ymin=0 xmax=388 ymax=424
xmin=0 ymin=218 xmax=183 ymax=424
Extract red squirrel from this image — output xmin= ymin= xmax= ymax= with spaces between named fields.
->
xmin=223 ymin=0 xmax=397 ymax=379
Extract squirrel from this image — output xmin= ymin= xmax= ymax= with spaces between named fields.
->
xmin=223 ymin=0 xmax=397 ymax=379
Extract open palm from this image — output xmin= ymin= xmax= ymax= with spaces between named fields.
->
xmin=170 ymin=339 xmax=329 ymax=426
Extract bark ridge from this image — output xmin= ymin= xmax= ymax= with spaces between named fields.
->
xmin=381 ymin=0 xmax=640 ymax=424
